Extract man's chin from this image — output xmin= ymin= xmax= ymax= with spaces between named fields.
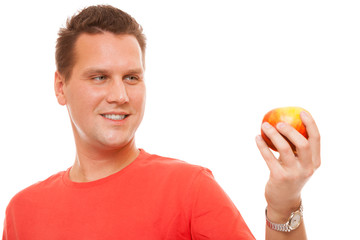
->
xmin=97 ymin=137 xmax=135 ymax=151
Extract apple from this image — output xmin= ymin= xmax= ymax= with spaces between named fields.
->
xmin=261 ymin=106 xmax=309 ymax=153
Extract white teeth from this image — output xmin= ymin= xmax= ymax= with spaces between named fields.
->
xmin=102 ymin=114 xmax=126 ymax=120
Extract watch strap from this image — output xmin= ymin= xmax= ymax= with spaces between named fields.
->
xmin=265 ymin=201 xmax=303 ymax=232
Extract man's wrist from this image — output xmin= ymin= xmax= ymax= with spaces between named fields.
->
xmin=265 ymin=200 xmax=303 ymax=232
xmin=266 ymin=198 xmax=302 ymax=223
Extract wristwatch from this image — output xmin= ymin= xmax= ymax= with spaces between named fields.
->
xmin=265 ymin=201 xmax=303 ymax=232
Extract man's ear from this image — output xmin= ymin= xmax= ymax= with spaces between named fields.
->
xmin=54 ymin=71 xmax=67 ymax=106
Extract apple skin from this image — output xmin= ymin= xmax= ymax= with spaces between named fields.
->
xmin=261 ymin=107 xmax=309 ymax=153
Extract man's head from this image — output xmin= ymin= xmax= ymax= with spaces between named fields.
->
xmin=56 ymin=5 xmax=146 ymax=81
xmin=54 ymin=5 xmax=147 ymax=151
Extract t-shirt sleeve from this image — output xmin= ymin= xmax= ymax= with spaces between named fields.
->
xmin=190 ymin=168 xmax=256 ymax=240
xmin=2 ymin=201 xmax=12 ymax=240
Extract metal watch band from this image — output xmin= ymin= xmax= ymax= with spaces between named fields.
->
xmin=265 ymin=201 xmax=303 ymax=232
xmin=266 ymin=218 xmax=291 ymax=232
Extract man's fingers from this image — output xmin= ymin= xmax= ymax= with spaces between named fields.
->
xmin=300 ymin=111 xmax=321 ymax=169
xmin=255 ymin=134 xmax=282 ymax=173
xmin=275 ymin=122 xmax=313 ymax=168
xmin=261 ymin=122 xmax=295 ymax=165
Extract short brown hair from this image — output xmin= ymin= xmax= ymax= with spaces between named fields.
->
xmin=55 ymin=5 xmax=146 ymax=81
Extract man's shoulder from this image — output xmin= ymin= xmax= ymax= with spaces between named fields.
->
xmin=8 ymin=170 xmax=67 ymax=206
xmin=140 ymin=150 xmax=213 ymax=178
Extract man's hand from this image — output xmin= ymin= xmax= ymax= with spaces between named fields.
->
xmin=256 ymin=111 xmax=321 ymax=239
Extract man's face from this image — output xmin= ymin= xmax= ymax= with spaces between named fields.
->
xmin=56 ymin=32 xmax=146 ymax=150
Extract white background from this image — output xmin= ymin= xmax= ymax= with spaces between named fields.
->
xmin=1 ymin=0 xmax=359 ymax=239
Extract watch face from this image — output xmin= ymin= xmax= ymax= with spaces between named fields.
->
xmin=289 ymin=212 xmax=302 ymax=230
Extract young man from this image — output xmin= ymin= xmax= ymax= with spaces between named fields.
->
xmin=3 ymin=5 xmax=321 ymax=240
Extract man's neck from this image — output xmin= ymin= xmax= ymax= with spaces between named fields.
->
xmin=69 ymin=140 xmax=139 ymax=183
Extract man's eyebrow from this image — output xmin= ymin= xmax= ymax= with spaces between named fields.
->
xmin=125 ymin=68 xmax=144 ymax=75
xmin=81 ymin=68 xmax=110 ymax=76
xmin=81 ymin=68 xmax=144 ymax=76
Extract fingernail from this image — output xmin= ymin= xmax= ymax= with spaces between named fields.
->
xmin=262 ymin=122 xmax=271 ymax=129
xmin=255 ymin=135 xmax=262 ymax=142
xmin=277 ymin=122 xmax=285 ymax=129
xmin=300 ymin=111 xmax=309 ymax=119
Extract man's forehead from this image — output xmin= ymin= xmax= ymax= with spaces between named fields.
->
xmin=73 ymin=32 xmax=144 ymax=70
xmin=75 ymin=32 xmax=141 ymax=53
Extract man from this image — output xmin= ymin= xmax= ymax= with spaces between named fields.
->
xmin=3 ymin=5 xmax=320 ymax=240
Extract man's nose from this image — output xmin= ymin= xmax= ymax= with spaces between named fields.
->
xmin=106 ymin=79 xmax=129 ymax=104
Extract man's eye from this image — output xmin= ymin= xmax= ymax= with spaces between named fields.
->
xmin=93 ymin=75 xmax=107 ymax=81
xmin=124 ymin=75 xmax=139 ymax=82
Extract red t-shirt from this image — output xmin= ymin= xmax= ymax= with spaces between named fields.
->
xmin=3 ymin=149 xmax=255 ymax=240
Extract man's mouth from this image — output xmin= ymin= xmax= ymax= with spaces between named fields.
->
xmin=101 ymin=114 xmax=128 ymax=120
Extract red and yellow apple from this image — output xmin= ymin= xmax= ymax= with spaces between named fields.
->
xmin=261 ymin=106 xmax=309 ymax=153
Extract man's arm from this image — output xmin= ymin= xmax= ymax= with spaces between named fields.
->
xmin=256 ymin=111 xmax=321 ymax=240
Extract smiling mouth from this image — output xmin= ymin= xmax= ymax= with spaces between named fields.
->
xmin=101 ymin=114 xmax=128 ymax=120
